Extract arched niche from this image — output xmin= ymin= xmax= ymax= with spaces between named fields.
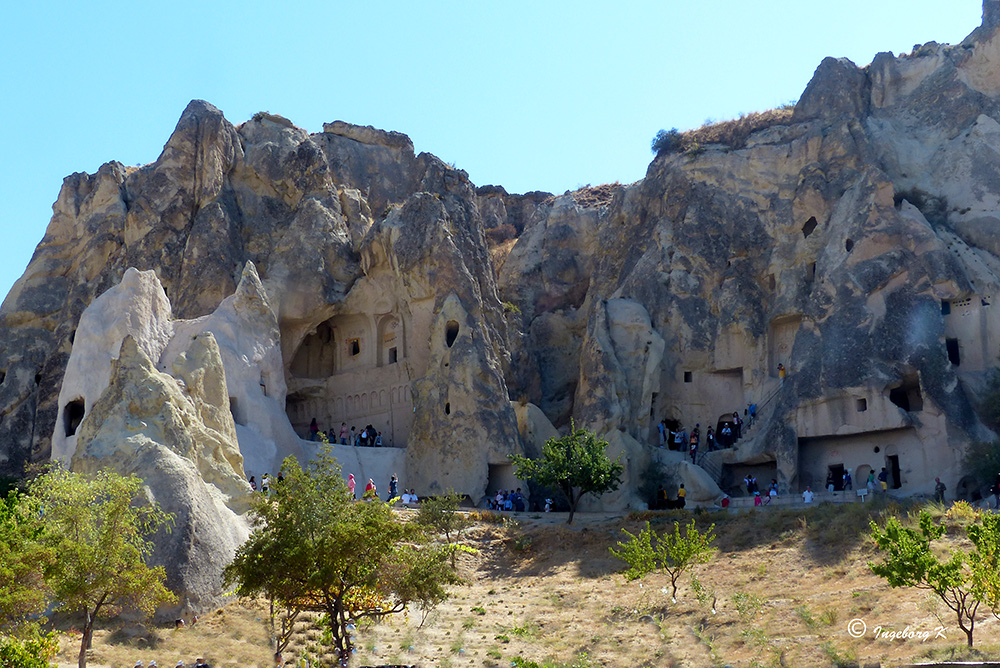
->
xmin=377 ymin=314 xmax=404 ymax=367
xmin=290 ymin=320 xmax=337 ymax=378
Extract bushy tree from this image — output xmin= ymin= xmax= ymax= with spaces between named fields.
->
xmin=224 ymin=449 xmax=460 ymax=660
xmin=0 ymin=490 xmax=53 ymax=636
xmin=29 ymin=468 xmax=175 ymax=668
xmin=869 ymin=510 xmax=1000 ymax=647
xmin=509 ymin=423 xmax=623 ymax=524
xmin=610 ymin=520 xmax=716 ymax=602
xmin=416 ymin=488 xmax=471 ymax=567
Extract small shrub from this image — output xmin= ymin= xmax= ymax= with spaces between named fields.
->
xmin=651 ymin=128 xmax=685 ymax=155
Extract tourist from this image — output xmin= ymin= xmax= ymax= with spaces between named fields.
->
xmin=176 ymin=661 xmax=185 ymax=668
xmin=494 ymin=489 xmax=504 ymax=510
xmin=732 ymin=412 xmax=742 ymax=440
xmin=802 ymin=486 xmax=814 ymax=503
xmin=826 ymin=471 xmax=835 ymax=493
xmin=348 ymin=473 xmax=356 ymax=499
xmin=350 ymin=426 xmax=357 ymax=446
xmin=719 ymin=422 xmax=733 ymax=448
xmin=374 ymin=431 xmax=383 ymax=447
xmin=843 ymin=470 xmax=853 ymax=490
xmin=513 ymin=487 xmax=525 ymax=511
xmin=388 ymin=474 xmax=398 ymax=501
xmin=261 ymin=473 xmax=270 ymax=495
xmin=744 ymin=475 xmax=753 ymax=496
xmin=658 ymin=419 xmax=667 ymax=446
xmin=544 ymin=498 xmax=553 ymax=512
xmin=673 ymin=424 xmax=687 ymax=451
xmin=677 ymin=483 xmax=686 ymax=509
xmin=934 ymin=477 xmax=946 ymax=503
xmin=309 ymin=417 xmax=319 ymax=441
xmin=194 ymin=659 xmax=210 ymax=668
xmin=778 ymin=363 xmax=786 ymax=384
xmin=689 ymin=424 xmax=700 ymax=463
xmin=706 ymin=426 xmax=715 ymax=451
xmin=753 ymin=491 xmax=762 ymax=507
xmin=878 ymin=467 xmax=889 ymax=494
xmin=365 ymin=478 xmax=377 ymax=499
xmin=866 ymin=469 xmax=876 ymax=491
xmin=339 ymin=422 xmax=348 ymax=445
xmin=248 ymin=475 xmax=256 ymax=492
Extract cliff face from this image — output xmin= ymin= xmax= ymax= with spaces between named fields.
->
xmin=6 ymin=7 xmax=1000 ymax=523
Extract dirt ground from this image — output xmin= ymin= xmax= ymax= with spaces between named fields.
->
xmin=56 ymin=503 xmax=1000 ymax=668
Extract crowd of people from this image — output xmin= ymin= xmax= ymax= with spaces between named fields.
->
xmin=657 ymin=403 xmax=757 ymax=464
xmin=308 ymin=419 xmax=386 ymax=447
xmin=490 ymin=488 xmax=526 ymax=511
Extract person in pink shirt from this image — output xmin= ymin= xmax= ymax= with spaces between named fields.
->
xmin=348 ymin=473 xmax=356 ymax=499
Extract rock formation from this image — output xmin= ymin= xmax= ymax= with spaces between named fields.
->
xmin=6 ymin=1 xmax=1000 ymax=603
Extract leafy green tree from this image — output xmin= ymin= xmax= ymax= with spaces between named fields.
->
xmin=416 ymin=488 xmax=471 ymax=567
xmin=610 ymin=520 xmax=716 ymax=602
xmin=224 ymin=450 xmax=460 ymax=660
xmin=0 ymin=632 xmax=58 ymax=668
xmin=869 ymin=511 xmax=1000 ymax=647
xmin=0 ymin=490 xmax=53 ymax=636
xmin=509 ymin=423 xmax=623 ymax=524
xmin=29 ymin=468 xmax=175 ymax=668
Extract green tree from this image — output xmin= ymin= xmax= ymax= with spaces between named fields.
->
xmin=869 ymin=511 xmax=1000 ymax=647
xmin=610 ymin=520 xmax=717 ymax=602
xmin=0 ymin=490 xmax=54 ymax=636
xmin=416 ymin=488 xmax=471 ymax=567
xmin=29 ymin=468 xmax=175 ymax=668
xmin=224 ymin=450 xmax=460 ymax=660
xmin=509 ymin=423 xmax=623 ymax=524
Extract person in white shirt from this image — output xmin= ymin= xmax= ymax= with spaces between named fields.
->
xmin=802 ymin=486 xmax=814 ymax=503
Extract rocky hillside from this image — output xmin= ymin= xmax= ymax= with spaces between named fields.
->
xmin=5 ymin=0 xmax=1000 ymax=613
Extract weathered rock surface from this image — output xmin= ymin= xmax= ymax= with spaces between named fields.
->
xmin=8 ymin=5 xmax=1000 ymax=548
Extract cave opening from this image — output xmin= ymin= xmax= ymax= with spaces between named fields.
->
xmin=445 ymin=320 xmax=460 ymax=348
xmin=64 ymin=399 xmax=85 ymax=437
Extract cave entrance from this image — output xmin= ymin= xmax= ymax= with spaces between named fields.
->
xmin=827 ymin=464 xmax=845 ymax=492
xmin=887 ymin=455 xmax=902 ymax=490
xmin=888 ymin=373 xmax=923 ymax=412
xmin=486 ymin=463 xmax=520 ymax=505
xmin=946 ymin=338 xmax=961 ymax=366
xmin=64 ymin=399 xmax=85 ymax=437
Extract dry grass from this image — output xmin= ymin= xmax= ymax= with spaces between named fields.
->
xmin=58 ymin=503 xmax=1000 ymax=668
xmin=568 ymin=183 xmax=620 ymax=208
xmin=681 ymin=108 xmax=794 ymax=151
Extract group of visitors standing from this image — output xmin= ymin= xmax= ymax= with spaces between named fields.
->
xmin=309 ymin=419 xmax=385 ymax=447
xmin=658 ymin=406 xmax=756 ymax=463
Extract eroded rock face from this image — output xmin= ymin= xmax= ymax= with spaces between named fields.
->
xmin=8 ymin=5 xmax=1000 ymax=523
xmin=71 ymin=336 xmax=250 ymax=614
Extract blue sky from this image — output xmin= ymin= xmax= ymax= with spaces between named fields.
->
xmin=0 ymin=1 xmax=983 ymax=303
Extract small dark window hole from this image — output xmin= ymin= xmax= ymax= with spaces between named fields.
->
xmin=445 ymin=402 xmax=451 ymax=415
xmin=683 ymin=371 xmax=693 ymax=383
xmin=845 ymin=238 xmax=854 ymax=252
xmin=802 ymin=216 xmax=818 ymax=238
xmin=856 ymin=398 xmax=867 ymax=412
xmin=445 ymin=320 xmax=460 ymax=348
